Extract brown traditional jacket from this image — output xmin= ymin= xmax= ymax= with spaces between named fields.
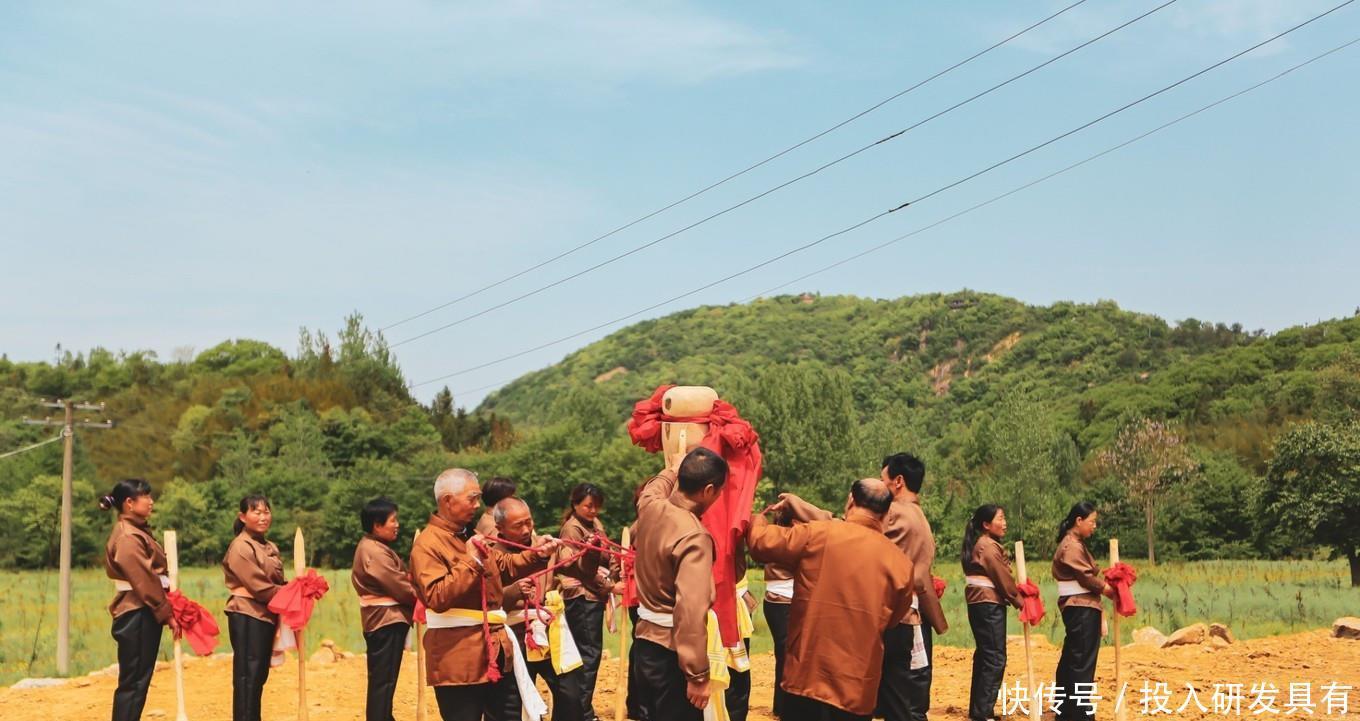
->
xmin=223 ymin=530 xmax=286 ymax=623
xmin=884 ymin=495 xmax=948 ymax=633
xmin=962 ymin=535 xmax=1022 ymax=608
xmin=410 ymin=513 xmax=547 ymax=686
xmin=762 ymin=496 xmax=833 ymax=604
xmin=633 ymin=469 xmax=715 ymax=683
xmin=104 ymin=514 xmax=171 ymax=622
xmin=351 ymin=534 xmax=417 ymax=633
xmin=1052 ymin=530 xmax=1106 ymax=610
xmin=749 ymin=507 xmax=915 ymax=716
xmin=558 ymin=514 xmax=609 ymax=602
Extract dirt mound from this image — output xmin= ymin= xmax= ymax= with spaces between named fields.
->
xmin=5 ymin=630 xmax=1357 ymax=720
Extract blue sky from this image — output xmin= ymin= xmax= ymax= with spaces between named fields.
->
xmin=3 ymin=0 xmax=1357 ymax=407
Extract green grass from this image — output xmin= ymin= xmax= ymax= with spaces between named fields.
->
xmin=2 ymin=560 xmax=1356 ymax=686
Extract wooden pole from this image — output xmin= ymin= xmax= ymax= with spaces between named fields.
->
xmin=166 ymin=531 xmax=189 ymax=721
xmin=294 ymin=527 xmax=308 ymax=721
xmin=414 ymin=528 xmax=427 ymax=721
xmin=614 ymin=527 xmax=632 ymax=721
xmin=1015 ymin=541 xmax=1040 ymax=721
xmin=1110 ymin=538 xmax=1125 ymax=721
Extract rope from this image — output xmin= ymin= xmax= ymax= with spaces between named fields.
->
xmin=0 ymin=433 xmax=63 ymax=460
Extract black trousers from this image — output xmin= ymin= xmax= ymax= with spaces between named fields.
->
xmin=764 ymin=600 xmax=791 ymax=718
xmin=785 ymin=693 xmax=870 ymax=721
xmin=514 ymin=623 xmax=586 ymax=721
xmin=633 ymin=639 xmax=702 ymax=721
xmin=433 ymin=647 xmax=521 ymax=721
xmin=227 ymin=612 xmax=276 ymax=721
xmin=877 ymin=623 xmax=916 ymax=721
xmin=565 ymin=597 xmax=606 ymax=721
xmin=1055 ymin=606 xmax=1101 ymax=721
xmin=967 ymin=604 xmax=1007 ymax=721
xmin=906 ymin=623 xmax=934 ymax=721
xmin=626 ymin=607 xmax=649 ymax=721
xmin=724 ymin=637 xmax=752 ymax=721
xmin=364 ymin=622 xmax=408 ymax=721
xmin=112 ymin=607 xmax=163 ymax=721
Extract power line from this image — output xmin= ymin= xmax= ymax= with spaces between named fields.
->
xmin=389 ymin=0 xmax=1180 ymax=349
xmin=378 ymin=0 xmax=1094 ymax=334
xmin=0 ymin=432 xmax=63 ymax=460
xmin=411 ymin=4 xmax=1353 ymax=391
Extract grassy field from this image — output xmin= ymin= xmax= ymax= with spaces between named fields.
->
xmin=2 ymin=560 xmax=1355 ymax=686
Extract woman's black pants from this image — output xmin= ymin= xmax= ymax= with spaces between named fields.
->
xmin=228 ymin=612 xmax=276 ymax=721
xmin=565 ymin=596 xmax=605 ymax=721
xmin=112 ymin=607 xmax=163 ymax=721
xmin=364 ymin=622 xmax=409 ymax=721
xmin=1055 ymin=605 xmax=1101 ymax=721
xmin=967 ymin=603 xmax=1007 ymax=721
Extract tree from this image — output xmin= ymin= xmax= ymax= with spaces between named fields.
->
xmin=1263 ymin=421 xmax=1360 ymax=586
xmin=1098 ymin=418 xmax=1197 ymax=565
xmin=983 ymin=394 xmax=1068 ymax=549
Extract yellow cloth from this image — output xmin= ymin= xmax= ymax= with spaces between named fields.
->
xmin=529 ymin=590 xmax=584 ymax=674
xmin=705 ymin=610 xmax=731 ymax=721
xmin=724 ymin=578 xmax=753 ymax=672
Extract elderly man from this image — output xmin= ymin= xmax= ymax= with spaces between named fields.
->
xmin=409 ymin=468 xmax=560 ymax=721
xmin=879 ymin=453 xmax=947 ymax=721
xmin=492 ymin=497 xmax=585 ymax=721
xmin=748 ymin=479 xmax=915 ymax=721
xmin=632 ymin=447 xmax=729 ymax=721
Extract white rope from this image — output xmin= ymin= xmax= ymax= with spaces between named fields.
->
xmin=0 ymin=433 xmax=63 ymax=460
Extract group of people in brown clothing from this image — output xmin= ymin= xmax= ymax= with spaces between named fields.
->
xmin=99 ymin=450 xmax=1120 ymax=721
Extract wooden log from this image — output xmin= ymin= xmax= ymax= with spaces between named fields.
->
xmin=1111 ymin=538 xmax=1126 ymax=721
xmin=614 ymin=526 xmax=632 ymax=721
xmin=415 ymin=527 xmax=427 ymax=721
xmin=294 ymin=527 xmax=308 ymax=721
xmin=165 ymin=530 xmax=189 ymax=721
xmin=1015 ymin=541 xmax=1040 ymax=721
xmin=661 ymin=386 xmax=715 ymax=467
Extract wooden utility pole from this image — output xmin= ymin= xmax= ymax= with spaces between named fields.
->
xmin=23 ymin=398 xmax=113 ymax=675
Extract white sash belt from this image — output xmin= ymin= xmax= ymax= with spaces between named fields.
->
xmin=505 ymin=609 xmax=526 ymax=626
xmin=765 ymin=579 xmax=794 ymax=599
xmin=637 ymin=605 xmax=674 ymax=628
xmin=424 ymin=609 xmax=546 ymax=719
xmin=965 ymin=575 xmax=996 ymax=589
xmin=908 ymin=594 xmax=929 ymax=670
xmin=112 ymin=575 xmax=170 ymax=592
xmin=1057 ymin=580 xmax=1091 ymax=597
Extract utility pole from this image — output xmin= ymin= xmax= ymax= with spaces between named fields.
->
xmin=23 ymin=399 xmax=113 ymax=676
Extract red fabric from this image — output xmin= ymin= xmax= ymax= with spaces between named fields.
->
xmin=414 ymin=599 xmax=427 ymax=625
xmin=621 ymin=550 xmax=638 ymax=608
xmin=932 ymin=575 xmax=947 ymax=598
xmin=1017 ymin=580 xmax=1046 ymax=626
xmin=469 ymin=538 xmax=502 ymax=683
xmin=167 ymin=590 xmax=220 ymax=656
xmin=627 ymin=384 xmax=762 ymax=645
xmin=1103 ymin=562 xmax=1138 ymax=617
xmin=266 ymin=569 xmax=330 ymax=631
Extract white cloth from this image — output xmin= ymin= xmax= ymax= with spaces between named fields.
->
xmin=637 ymin=605 xmax=674 ymax=628
xmin=112 ymin=575 xmax=170 ymax=592
xmin=765 ymin=579 xmax=794 ymax=599
xmin=524 ymin=608 xmax=584 ymax=674
xmin=423 ymin=609 xmax=548 ymax=720
xmin=908 ymin=595 xmax=929 ymax=670
xmin=964 ymin=575 xmax=996 ymax=589
xmin=1056 ymin=580 xmax=1089 ymax=597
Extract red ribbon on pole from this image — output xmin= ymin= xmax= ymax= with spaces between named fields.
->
xmin=413 ymin=599 xmax=427 ymax=625
xmin=627 ymin=384 xmax=762 ymax=646
xmin=932 ymin=575 xmax=947 ymax=598
xmin=267 ymin=569 xmax=331 ymax=631
xmin=1103 ymin=562 xmax=1138 ymax=617
xmin=1017 ymin=580 xmax=1046 ymax=626
xmin=168 ymin=590 xmax=220 ymax=656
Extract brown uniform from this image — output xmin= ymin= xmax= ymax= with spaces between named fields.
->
xmin=884 ymin=496 xmax=947 ymax=633
xmin=409 ymin=513 xmax=547 ymax=686
xmin=475 ymin=511 xmax=497 ymax=538
xmin=350 ymin=534 xmax=417 ymax=633
xmin=748 ymin=507 xmax=915 ymax=716
xmin=105 ymin=514 xmax=172 ymax=622
xmin=558 ymin=514 xmax=609 ymax=602
xmin=633 ymin=468 xmax=715 ymax=684
xmin=223 ymin=531 xmax=286 ymax=623
xmin=963 ymin=535 xmax=1022 ymax=608
xmin=1052 ymin=531 xmax=1106 ymax=610
xmin=763 ymin=496 xmax=833 ymax=604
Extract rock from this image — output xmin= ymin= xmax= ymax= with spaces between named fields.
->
xmin=212 ymin=652 xmax=233 ymax=660
xmin=1132 ymin=626 xmax=1167 ymax=647
xmin=155 ymin=661 xmax=170 ymax=671
xmin=9 ymin=678 xmax=67 ymax=690
xmin=1208 ymin=636 xmax=1231 ymax=650
xmin=74 ymin=679 xmax=93 ymax=687
xmin=321 ymin=638 xmax=336 ymax=649
xmin=1163 ymin=623 xmax=1209 ymax=647
xmin=310 ymin=648 xmax=340 ymax=664
xmin=1209 ymin=623 xmax=1235 ymax=644
xmin=146 ymin=710 xmax=166 ymax=718
xmin=1333 ymin=617 xmax=1360 ymax=640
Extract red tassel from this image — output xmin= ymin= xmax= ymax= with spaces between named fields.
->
xmin=932 ymin=575 xmax=947 ymax=598
xmin=1017 ymin=579 xmax=1046 ymax=626
xmin=1103 ymin=562 xmax=1138 ymax=617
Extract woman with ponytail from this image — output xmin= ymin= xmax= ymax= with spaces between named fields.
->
xmin=222 ymin=494 xmax=286 ymax=721
xmin=102 ymin=479 xmax=176 ymax=721
xmin=960 ymin=505 xmax=1022 ymax=721
xmin=1051 ymin=501 xmax=1115 ymax=721
xmin=556 ymin=482 xmax=609 ymax=721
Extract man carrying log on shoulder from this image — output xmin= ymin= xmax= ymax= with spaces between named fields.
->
xmin=410 ymin=468 xmax=561 ymax=721
xmin=748 ymin=479 xmax=915 ymax=721
xmin=632 ymin=447 xmax=729 ymax=721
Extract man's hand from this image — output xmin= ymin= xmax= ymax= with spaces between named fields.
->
xmin=611 ymin=581 xmax=626 ymax=595
xmin=686 ymin=678 xmax=710 ymax=709
xmin=742 ymin=590 xmax=758 ymax=614
xmin=533 ymin=537 xmax=562 ymax=558
xmin=515 ymin=578 xmax=536 ymax=596
xmin=167 ymin=616 xmax=181 ymax=637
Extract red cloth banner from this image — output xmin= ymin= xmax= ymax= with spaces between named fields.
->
xmin=932 ymin=575 xmax=947 ymax=598
xmin=627 ymin=384 xmax=762 ymax=645
xmin=267 ymin=569 xmax=331 ymax=631
xmin=413 ymin=599 xmax=427 ymax=625
xmin=1017 ymin=579 xmax=1046 ymax=626
xmin=1103 ymin=562 xmax=1138 ymax=617
xmin=168 ymin=590 xmax=220 ymax=656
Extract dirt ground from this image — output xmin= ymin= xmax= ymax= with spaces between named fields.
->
xmin=6 ymin=630 xmax=1357 ymax=720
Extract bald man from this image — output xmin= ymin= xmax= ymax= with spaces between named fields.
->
xmin=748 ymin=480 xmax=915 ymax=721
xmin=409 ymin=468 xmax=560 ymax=721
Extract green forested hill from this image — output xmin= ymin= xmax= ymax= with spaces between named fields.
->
xmin=2 ymin=295 xmax=1358 ymax=573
